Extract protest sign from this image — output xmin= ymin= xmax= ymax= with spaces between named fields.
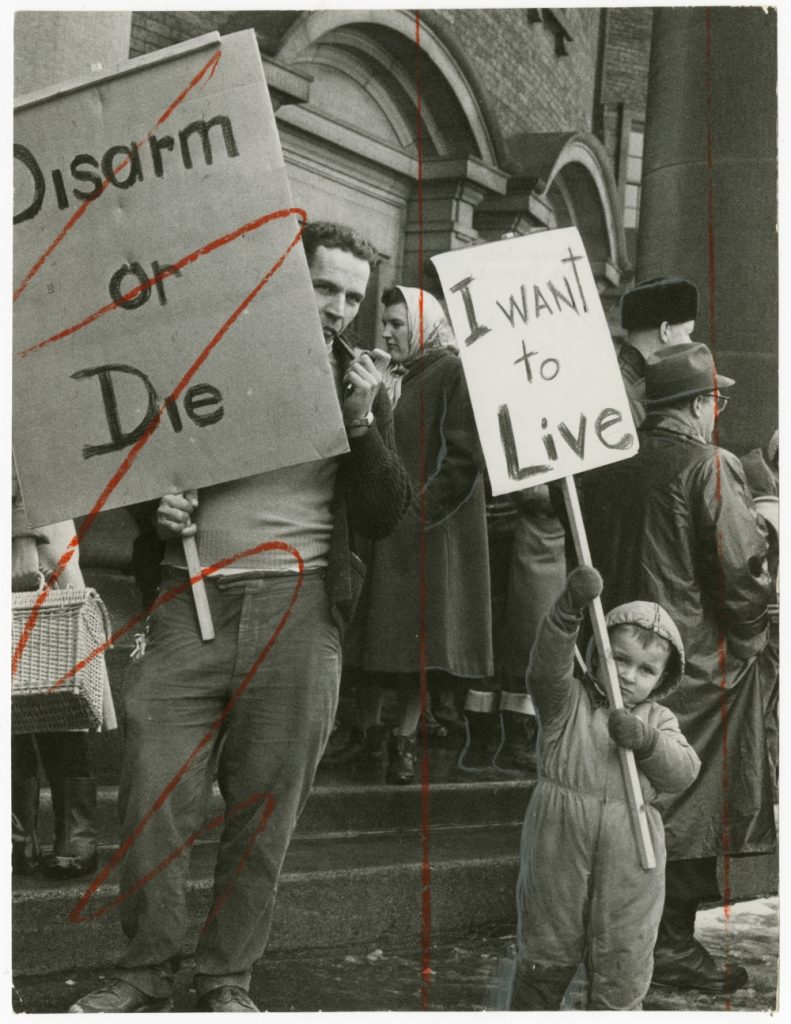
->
xmin=431 ymin=228 xmax=638 ymax=496
xmin=434 ymin=229 xmax=654 ymax=869
xmin=13 ymin=29 xmax=348 ymax=528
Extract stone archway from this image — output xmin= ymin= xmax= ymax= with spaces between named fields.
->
xmin=274 ymin=9 xmax=498 ymax=166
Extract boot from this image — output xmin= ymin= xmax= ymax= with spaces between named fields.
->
xmin=386 ymin=733 xmax=416 ymax=785
xmin=492 ymin=693 xmax=538 ymax=774
xmin=41 ymin=777 xmax=98 ymax=879
xmin=320 ymin=723 xmax=389 ymax=768
xmin=457 ymin=691 xmax=497 ymax=772
xmin=320 ymin=727 xmax=366 ymax=768
xmin=12 ymin=775 xmax=41 ymax=876
xmin=652 ymin=897 xmax=749 ymax=993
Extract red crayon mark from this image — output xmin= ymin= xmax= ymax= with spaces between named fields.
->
xmin=45 ymin=540 xmax=299 ymax=693
xmin=68 ymin=547 xmax=302 ymax=924
xmin=13 ymin=47 xmax=222 ymax=305
xmin=705 ymin=7 xmax=733 ymax=1005
xmin=414 ymin=9 xmax=433 ymax=1011
xmin=12 ymin=44 xmax=313 ymax=938
xmin=12 ymin=209 xmax=306 ymax=674
xmin=19 ymin=207 xmax=303 ymax=360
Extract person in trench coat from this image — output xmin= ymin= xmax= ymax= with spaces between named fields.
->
xmin=349 ymin=285 xmax=493 ymax=783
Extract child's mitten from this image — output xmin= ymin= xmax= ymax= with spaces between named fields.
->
xmin=551 ymin=565 xmax=603 ymax=628
xmin=608 ymin=707 xmax=659 ymax=757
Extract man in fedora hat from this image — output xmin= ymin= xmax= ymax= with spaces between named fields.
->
xmin=617 ymin=276 xmax=699 ymax=426
xmin=581 ymin=342 xmax=775 ymax=994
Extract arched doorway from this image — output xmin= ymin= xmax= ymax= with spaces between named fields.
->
xmin=227 ymin=10 xmax=504 ymax=339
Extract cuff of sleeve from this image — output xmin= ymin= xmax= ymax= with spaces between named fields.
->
xmin=635 ymin=728 xmax=660 ymax=761
xmin=548 ymin=603 xmax=583 ymax=634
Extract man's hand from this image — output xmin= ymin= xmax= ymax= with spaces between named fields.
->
xmin=608 ymin=707 xmax=658 ymax=756
xmin=342 ymin=351 xmax=383 ymax=426
xmin=156 ymin=493 xmax=197 ymax=540
xmin=12 ymin=535 xmax=40 ymax=592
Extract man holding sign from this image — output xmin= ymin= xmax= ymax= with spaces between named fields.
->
xmin=71 ymin=222 xmax=411 ymax=1014
xmin=581 ymin=343 xmax=774 ymax=994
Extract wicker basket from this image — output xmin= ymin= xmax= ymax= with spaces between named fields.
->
xmin=11 ymin=586 xmax=112 ymax=735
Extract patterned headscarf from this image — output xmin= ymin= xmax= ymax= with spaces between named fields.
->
xmin=383 ymin=286 xmax=456 ymax=406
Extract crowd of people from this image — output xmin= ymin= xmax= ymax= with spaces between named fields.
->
xmin=11 ymin=221 xmax=778 ymax=1013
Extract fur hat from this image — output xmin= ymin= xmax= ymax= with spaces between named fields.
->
xmin=621 ymin=276 xmax=698 ymax=331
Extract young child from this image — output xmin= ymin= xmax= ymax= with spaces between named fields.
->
xmin=510 ymin=565 xmax=700 ymax=1011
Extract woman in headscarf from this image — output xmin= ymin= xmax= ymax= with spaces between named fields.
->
xmin=350 ymin=285 xmax=493 ymax=783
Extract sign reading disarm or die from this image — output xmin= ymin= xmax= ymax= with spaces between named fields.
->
xmin=432 ymin=228 xmax=638 ymax=495
xmin=13 ymin=29 xmax=347 ymax=528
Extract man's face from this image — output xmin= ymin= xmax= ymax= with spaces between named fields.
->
xmin=662 ymin=319 xmax=695 ymax=345
xmin=309 ymin=245 xmax=371 ymax=341
xmin=695 ymin=392 xmax=718 ymax=443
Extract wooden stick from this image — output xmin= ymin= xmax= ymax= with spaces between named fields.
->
xmin=561 ymin=475 xmax=656 ymax=870
xmin=182 ymin=491 xmax=214 ymax=642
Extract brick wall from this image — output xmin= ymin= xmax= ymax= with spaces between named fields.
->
xmin=131 ymin=9 xmax=602 ymax=140
xmin=429 ymin=8 xmax=601 ymax=136
xmin=130 ymin=11 xmax=227 ymax=58
xmin=598 ymin=7 xmax=653 ymax=109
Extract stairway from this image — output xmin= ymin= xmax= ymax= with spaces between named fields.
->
xmin=13 ymin=765 xmax=535 ymax=975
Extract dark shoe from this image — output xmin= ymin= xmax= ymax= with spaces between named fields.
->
xmin=320 ymin=724 xmax=389 ymax=768
xmin=652 ymin=939 xmax=749 ymax=993
xmin=68 ymin=978 xmax=173 ymax=1012
xmin=386 ymin=733 xmax=416 ymax=784
xmin=197 ymin=986 xmax=259 ymax=1012
xmin=42 ymin=849 xmax=99 ymax=879
xmin=320 ymin=727 xmax=366 ymax=768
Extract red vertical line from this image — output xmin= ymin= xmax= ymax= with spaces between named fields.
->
xmin=414 ymin=8 xmax=433 ymax=1011
xmin=705 ymin=7 xmax=733 ymax=1004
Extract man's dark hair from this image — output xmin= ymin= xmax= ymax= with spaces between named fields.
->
xmin=301 ymin=220 xmax=379 ymax=269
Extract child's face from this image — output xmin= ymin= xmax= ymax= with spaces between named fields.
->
xmin=599 ymin=629 xmax=669 ymax=707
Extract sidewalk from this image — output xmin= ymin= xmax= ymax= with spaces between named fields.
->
xmin=12 ymin=897 xmax=778 ymax=1014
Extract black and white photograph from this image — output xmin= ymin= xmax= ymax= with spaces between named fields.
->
xmin=10 ymin=5 xmax=780 ymax=1015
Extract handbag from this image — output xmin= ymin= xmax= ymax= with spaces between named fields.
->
xmin=11 ymin=578 xmax=112 ymax=735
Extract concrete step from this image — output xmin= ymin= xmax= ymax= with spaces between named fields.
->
xmin=35 ymin=777 xmax=534 ymax=844
xmin=14 ymin=821 xmax=525 ymax=975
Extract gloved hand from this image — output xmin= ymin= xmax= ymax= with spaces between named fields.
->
xmin=608 ymin=707 xmax=659 ymax=757
xmin=552 ymin=565 xmax=603 ymax=627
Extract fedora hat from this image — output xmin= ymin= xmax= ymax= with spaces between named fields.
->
xmin=621 ymin=276 xmax=698 ymax=331
xmin=645 ymin=343 xmax=735 ymax=406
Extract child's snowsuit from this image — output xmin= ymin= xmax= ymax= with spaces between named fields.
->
xmin=512 ymin=599 xmax=700 ymax=1010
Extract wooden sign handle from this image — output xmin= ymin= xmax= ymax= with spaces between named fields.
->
xmin=182 ymin=490 xmax=215 ymax=642
xmin=560 ymin=476 xmax=656 ymax=871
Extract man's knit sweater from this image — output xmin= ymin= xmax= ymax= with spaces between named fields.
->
xmin=132 ymin=346 xmax=412 ymax=622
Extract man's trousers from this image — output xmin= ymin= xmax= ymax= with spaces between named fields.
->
xmin=113 ymin=570 xmax=341 ymax=998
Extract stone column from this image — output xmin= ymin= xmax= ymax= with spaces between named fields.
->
xmin=637 ymin=7 xmax=777 ymax=453
xmin=15 ymin=11 xmax=132 ymax=97
xmin=403 ymin=156 xmax=508 ymax=291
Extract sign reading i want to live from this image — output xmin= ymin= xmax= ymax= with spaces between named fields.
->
xmin=432 ymin=228 xmax=639 ymax=496
xmin=13 ymin=29 xmax=347 ymax=528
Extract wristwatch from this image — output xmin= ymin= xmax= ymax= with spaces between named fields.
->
xmin=347 ymin=411 xmax=374 ymax=430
